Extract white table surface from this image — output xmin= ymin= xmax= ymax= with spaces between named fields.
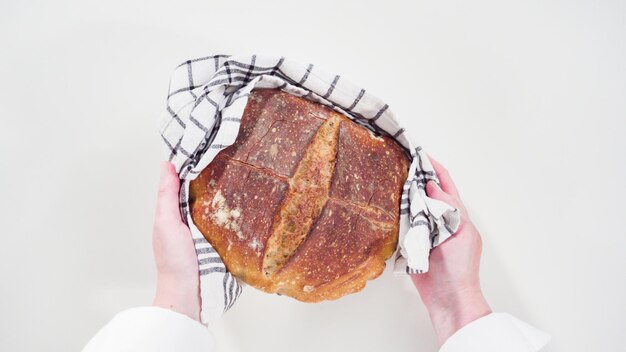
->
xmin=1 ymin=1 xmax=624 ymax=351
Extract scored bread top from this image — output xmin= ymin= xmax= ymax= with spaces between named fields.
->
xmin=189 ymin=89 xmax=410 ymax=302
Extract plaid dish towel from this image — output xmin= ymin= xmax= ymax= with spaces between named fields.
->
xmin=158 ymin=55 xmax=461 ymax=324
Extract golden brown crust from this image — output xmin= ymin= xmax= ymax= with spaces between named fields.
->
xmin=189 ymin=154 xmax=290 ymax=289
xmin=262 ymin=114 xmax=341 ymax=277
xmin=329 ymin=117 xmax=409 ymax=221
xmin=273 ymin=198 xmax=398 ymax=301
xmin=189 ymin=89 xmax=409 ymax=302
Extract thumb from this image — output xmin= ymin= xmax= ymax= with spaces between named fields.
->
xmin=155 ymin=161 xmax=183 ymax=225
xmin=426 ymin=180 xmax=456 ymax=205
xmin=426 ymin=180 xmax=468 ymax=220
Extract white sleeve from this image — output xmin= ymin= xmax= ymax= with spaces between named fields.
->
xmin=82 ymin=306 xmax=217 ymax=352
xmin=440 ymin=313 xmax=551 ymax=352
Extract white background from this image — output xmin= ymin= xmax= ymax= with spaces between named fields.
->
xmin=1 ymin=1 xmax=624 ymax=351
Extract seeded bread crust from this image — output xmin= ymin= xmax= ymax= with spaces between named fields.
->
xmin=189 ymin=89 xmax=409 ymax=302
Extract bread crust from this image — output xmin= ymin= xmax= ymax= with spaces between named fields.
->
xmin=189 ymin=89 xmax=409 ymax=302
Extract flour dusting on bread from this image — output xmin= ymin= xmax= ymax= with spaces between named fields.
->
xmin=209 ymin=190 xmax=244 ymax=239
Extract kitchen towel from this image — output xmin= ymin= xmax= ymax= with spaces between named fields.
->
xmin=158 ymin=55 xmax=461 ymax=324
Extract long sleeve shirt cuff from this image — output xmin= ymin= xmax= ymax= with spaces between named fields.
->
xmin=82 ymin=306 xmax=216 ymax=352
xmin=440 ymin=312 xmax=551 ymax=352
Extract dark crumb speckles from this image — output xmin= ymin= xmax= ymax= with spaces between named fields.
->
xmin=190 ymin=89 xmax=407 ymax=301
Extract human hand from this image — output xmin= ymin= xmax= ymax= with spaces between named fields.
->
xmin=411 ymin=156 xmax=491 ymax=346
xmin=152 ymin=161 xmax=201 ymax=323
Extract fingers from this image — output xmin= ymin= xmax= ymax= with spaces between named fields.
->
xmin=155 ymin=161 xmax=183 ymax=225
xmin=426 ymin=180 xmax=468 ymax=220
xmin=427 ymin=155 xmax=461 ymax=199
xmin=425 ymin=180 xmax=457 ymax=207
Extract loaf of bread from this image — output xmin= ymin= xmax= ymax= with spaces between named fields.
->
xmin=189 ymin=89 xmax=410 ymax=302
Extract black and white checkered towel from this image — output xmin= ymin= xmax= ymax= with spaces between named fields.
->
xmin=158 ymin=55 xmax=461 ymax=324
